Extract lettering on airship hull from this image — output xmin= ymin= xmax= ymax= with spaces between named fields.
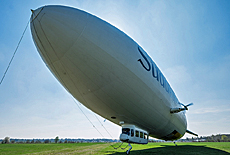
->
xmin=137 ymin=46 xmax=178 ymax=104
xmin=137 ymin=47 xmax=151 ymax=71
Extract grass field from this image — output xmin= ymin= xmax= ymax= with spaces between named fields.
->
xmin=0 ymin=142 xmax=230 ymax=155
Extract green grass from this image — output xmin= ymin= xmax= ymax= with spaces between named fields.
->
xmin=0 ymin=142 xmax=230 ymax=155
xmin=0 ymin=143 xmax=106 ymax=155
xmin=102 ymin=142 xmax=230 ymax=155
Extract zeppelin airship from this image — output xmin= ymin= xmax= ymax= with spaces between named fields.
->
xmin=30 ymin=5 xmax=197 ymax=154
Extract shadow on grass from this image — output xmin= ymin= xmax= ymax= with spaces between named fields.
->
xmin=105 ymin=145 xmax=230 ymax=155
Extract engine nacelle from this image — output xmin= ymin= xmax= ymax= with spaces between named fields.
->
xmin=119 ymin=124 xmax=148 ymax=144
xmin=170 ymin=107 xmax=186 ymax=113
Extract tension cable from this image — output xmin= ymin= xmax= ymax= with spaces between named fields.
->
xmin=93 ymin=114 xmax=129 ymax=149
xmin=94 ymin=114 xmax=113 ymax=138
xmin=71 ymin=97 xmax=126 ymax=150
xmin=71 ymin=97 xmax=104 ymax=137
xmin=0 ymin=20 xmax=30 ymax=85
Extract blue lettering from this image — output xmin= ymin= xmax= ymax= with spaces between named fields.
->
xmin=152 ymin=63 xmax=158 ymax=78
xmin=160 ymin=72 xmax=164 ymax=87
xmin=137 ymin=46 xmax=177 ymax=103
xmin=137 ymin=47 xmax=151 ymax=71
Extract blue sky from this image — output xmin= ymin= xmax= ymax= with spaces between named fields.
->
xmin=0 ymin=0 xmax=230 ymax=139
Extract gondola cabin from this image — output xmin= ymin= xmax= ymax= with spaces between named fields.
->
xmin=119 ymin=125 xmax=149 ymax=144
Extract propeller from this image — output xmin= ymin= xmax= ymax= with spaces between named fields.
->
xmin=170 ymin=102 xmax=194 ymax=113
xmin=179 ymin=102 xmax=193 ymax=110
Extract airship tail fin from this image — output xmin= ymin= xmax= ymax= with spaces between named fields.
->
xmin=186 ymin=130 xmax=198 ymax=137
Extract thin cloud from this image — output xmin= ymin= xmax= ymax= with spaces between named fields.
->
xmin=192 ymin=107 xmax=230 ymax=114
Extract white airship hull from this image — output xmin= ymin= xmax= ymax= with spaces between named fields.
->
xmin=30 ymin=5 xmax=186 ymax=140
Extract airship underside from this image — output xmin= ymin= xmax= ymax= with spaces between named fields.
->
xmin=30 ymin=5 xmax=190 ymax=143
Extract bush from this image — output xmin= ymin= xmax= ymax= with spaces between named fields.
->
xmin=35 ymin=140 xmax=41 ymax=143
xmin=4 ymin=137 xmax=10 ymax=144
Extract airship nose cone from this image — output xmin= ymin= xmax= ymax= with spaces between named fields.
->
xmin=30 ymin=7 xmax=44 ymax=22
xmin=30 ymin=5 xmax=89 ymax=63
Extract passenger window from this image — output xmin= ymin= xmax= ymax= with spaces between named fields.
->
xmin=131 ymin=129 xmax=134 ymax=137
xmin=122 ymin=128 xmax=130 ymax=135
xmin=135 ymin=130 xmax=139 ymax=137
xmin=144 ymin=133 xmax=147 ymax=139
xmin=140 ymin=132 xmax=143 ymax=138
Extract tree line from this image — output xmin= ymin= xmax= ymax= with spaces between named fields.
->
xmin=1 ymin=136 xmax=118 ymax=144
xmin=205 ymin=134 xmax=230 ymax=142
xmin=184 ymin=134 xmax=230 ymax=142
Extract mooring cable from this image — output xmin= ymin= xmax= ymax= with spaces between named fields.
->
xmin=71 ymin=97 xmax=105 ymax=137
xmin=94 ymin=114 xmax=114 ymax=138
xmin=0 ymin=20 xmax=30 ymax=85
xmin=93 ymin=114 xmax=129 ymax=150
xmin=71 ymin=96 xmax=127 ymax=150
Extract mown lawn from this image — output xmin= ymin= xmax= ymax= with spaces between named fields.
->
xmin=0 ymin=142 xmax=229 ymax=155
xmin=0 ymin=143 xmax=107 ymax=155
xmin=102 ymin=142 xmax=230 ymax=155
